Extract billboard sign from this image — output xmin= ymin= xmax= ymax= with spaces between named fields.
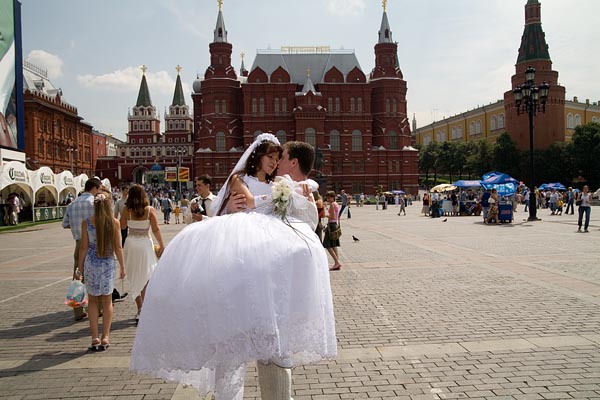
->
xmin=178 ymin=167 xmax=189 ymax=182
xmin=0 ymin=0 xmax=24 ymax=151
xmin=165 ymin=167 xmax=177 ymax=182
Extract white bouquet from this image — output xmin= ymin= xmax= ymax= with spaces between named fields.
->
xmin=272 ymin=178 xmax=293 ymax=220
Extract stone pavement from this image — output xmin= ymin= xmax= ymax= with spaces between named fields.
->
xmin=0 ymin=204 xmax=599 ymax=399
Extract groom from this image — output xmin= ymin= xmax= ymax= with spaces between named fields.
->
xmin=227 ymin=140 xmax=319 ymax=400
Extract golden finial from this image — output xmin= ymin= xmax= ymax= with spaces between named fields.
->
xmin=141 ymin=64 xmax=147 ymax=75
xmin=240 ymin=51 xmax=245 ymax=60
xmin=176 ymin=65 xmax=182 ymax=74
xmin=306 ymin=67 xmax=311 ymax=77
xmin=218 ymin=0 xmax=223 ymax=11
xmin=382 ymin=0 xmax=387 ymax=12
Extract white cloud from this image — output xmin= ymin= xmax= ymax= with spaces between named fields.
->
xmin=77 ymin=66 xmax=180 ymax=96
xmin=26 ymin=50 xmax=64 ymax=79
xmin=325 ymin=0 xmax=366 ymax=16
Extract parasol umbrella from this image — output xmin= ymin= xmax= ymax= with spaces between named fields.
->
xmin=452 ymin=180 xmax=482 ymax=188
xmin=430 ymin=183 xmax=457 ymax=192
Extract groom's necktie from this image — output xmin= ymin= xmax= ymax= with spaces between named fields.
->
xmin=200 ymin=198 xmax=208 ymax=216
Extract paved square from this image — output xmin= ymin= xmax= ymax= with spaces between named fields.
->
xmin=1 ymin=204 xmax=599 ymax=399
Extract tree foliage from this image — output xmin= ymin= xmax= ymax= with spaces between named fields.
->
xmin=418 ymin=122 xmax=600 ymax=189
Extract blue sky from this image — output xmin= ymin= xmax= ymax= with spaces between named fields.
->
xmin=21 ymin=0 xmax=600 ymax=141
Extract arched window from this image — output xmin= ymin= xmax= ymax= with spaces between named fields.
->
xmin=357 ymin=97 xmax=363 ymax=112
xmin=592 ymin=116 xmax=598 ymax=123
xmin=470 ymin=122 xmax=475 ymax=135
xmin=282 ymin=98 xmax=287 ymax=112
xmin=386 ymin=99 xmax=390 ymax=114
xmin=476 ymin=120 xmax=482 ymax=134
xmin=259 ymin=98 xmax=265 ymax=115
xmin=499 ymin=114 xmax=505 ymax=128
xmin=352 ymin=130 xmax=363 ymax=151
xmin=305 ymin=128 xmax=316 ymax=147
xmin=452 ymin=127 xmax=458 ymax=139
xmin=574 ymin=114 xmax=582 ymax=127
xmin=350 ymin=98 xmax=355 ymax=113
xmin=392 ymin=99 xmax=397 ymax=115
xmin=328 ymin=97 xmax=333 ymax=113
xmin=253 ymin=130 xmax=262 ymax=139
xmin=215 ymin=99 xmax=220 ymax=115
xmin=274 ymin=98 xmax=279 ymax=115
xmin=216 ymin=131 xmax=226 ymax=152
xmin=388 ymin=130 xmax=398 ymax=149
xmin=335 ymin=97 xmax=340 ymax=113
xmin=329 ymin=130 xmax=340 ymax=151
xmin=276 ymin=130 xmax=286 ymax=144
xmin=567 ymin=113 xmax=574 ymax=129
xmin=491 ymin=116 xmax=497 ymax=130
xmin=134 ymin=121 xmax=138 ymax=130
xmin=221 ymin=100 xmax=226 ymax=114
xmin=252 ymin=98 xmax=257 ymax=114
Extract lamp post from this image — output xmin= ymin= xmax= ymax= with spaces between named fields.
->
xmin=176 ymin=148 xmax=184 ymax=200
xmin=512 ymin=66 xmax=550 ymax=222
xmin=67 ymin=147 xmax=79 ymax=175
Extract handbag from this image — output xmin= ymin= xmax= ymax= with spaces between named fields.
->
xmin=575 ymin=199 xmax=582 ymax=206
xmin=328 ymin=222 xmax=342 ymax=241
xmin=64 ymin=280 xmax=88 ymax=308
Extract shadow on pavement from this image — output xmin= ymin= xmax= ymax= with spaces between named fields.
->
xmin=0 ymin=350 xmax=86 ymax=377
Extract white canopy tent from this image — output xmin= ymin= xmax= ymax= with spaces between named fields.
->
xmin=73 ymin=174 xmax=89 ymax=195
xmin=0 ymin=161 xmax=33 ymax=206
xmin=30 ymin=166 xmax=59 ymax=207
xmin=56 ymin=170 xmax=77 ymax=204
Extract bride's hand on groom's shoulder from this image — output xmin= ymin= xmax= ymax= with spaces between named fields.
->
xmin=299 ymin=183 xmax=315 ymax=203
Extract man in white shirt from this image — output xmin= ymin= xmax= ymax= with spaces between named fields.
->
xmin=190 ymin=174 xmax=217 ymax=222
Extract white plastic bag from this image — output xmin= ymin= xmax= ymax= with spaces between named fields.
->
xmin=64 ymin=280 xmax=88 ymax=308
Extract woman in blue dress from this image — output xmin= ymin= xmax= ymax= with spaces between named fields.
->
xmin=77 ymin=188 xmax=126 ymax=351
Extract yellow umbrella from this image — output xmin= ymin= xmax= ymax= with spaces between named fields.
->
xmin=430 ymin=184 xmax=457 ymax=192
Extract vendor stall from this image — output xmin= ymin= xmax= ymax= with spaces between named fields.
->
xmin=0 ymin=161 xmax=33 ymax=225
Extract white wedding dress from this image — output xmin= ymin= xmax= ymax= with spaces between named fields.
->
xmin=130 ymin=175 xmax=336 ymax=395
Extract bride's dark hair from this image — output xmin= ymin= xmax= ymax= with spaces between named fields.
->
xmin=243 ymin=140 xmax=283 ymax=183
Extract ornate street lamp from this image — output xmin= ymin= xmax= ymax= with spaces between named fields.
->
xmin=512 ymin=66 xmax=550 ymax=221
xmin=67 ymin=147 xmax=79 ymax=175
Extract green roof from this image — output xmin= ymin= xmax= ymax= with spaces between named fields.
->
xmin=136 ymin=74 xmax=152 ymax=107
xmin=517 ymin=23 xmax=550 ymax=64
xmin=171 ymin=74 xmax=186 ymax=106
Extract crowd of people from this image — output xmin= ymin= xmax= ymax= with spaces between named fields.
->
xmin=421 ymin=184 xmax=594 ymax=231
xmin=60 ymin=138 xmax=340 ymax=399
xmin=55 ymin=141 xmax=596 ymax=399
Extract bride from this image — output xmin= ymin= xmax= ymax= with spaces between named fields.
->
xmin=130 ymin=133 xmax=336 ymax=399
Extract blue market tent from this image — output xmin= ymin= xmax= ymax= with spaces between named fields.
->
xmin=392 ymin=190 xmax=405 ymax=194
xmin=452 ymin=180 xmax=482 ymax=188
xmin=538 ymin=182 xmax=567 ymax=191
xmin=481 ymin=172 xmax=519 ymax=196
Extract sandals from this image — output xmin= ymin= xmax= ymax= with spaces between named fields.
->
xmin=88 ymin=338 xmax=101 ymax=352
xmin=99 ymin=337 xmax=110 ymax=351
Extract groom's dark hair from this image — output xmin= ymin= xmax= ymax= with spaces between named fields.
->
xmin=284 ymin=141 xmax=315 ymax=176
